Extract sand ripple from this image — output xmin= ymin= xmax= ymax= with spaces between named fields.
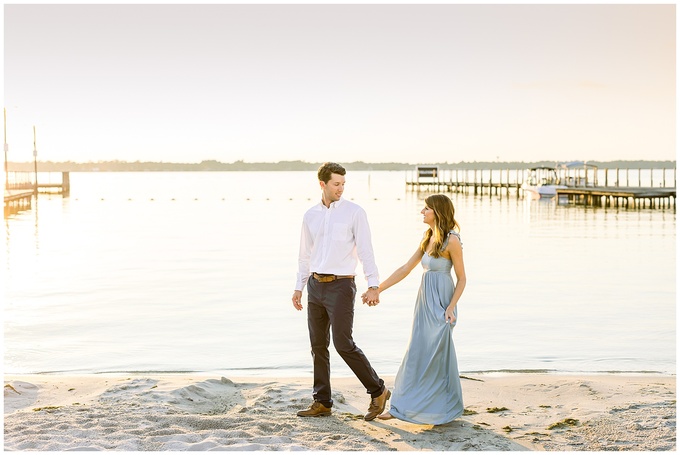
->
xmin=4 ymin=374 xmax=675 ymax=451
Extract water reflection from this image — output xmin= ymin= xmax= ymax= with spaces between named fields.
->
xmin=3 ymin=172 xmax=675 ymax=375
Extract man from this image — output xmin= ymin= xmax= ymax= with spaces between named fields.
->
xmin=292 ymin=162 xmax=390 ymax=421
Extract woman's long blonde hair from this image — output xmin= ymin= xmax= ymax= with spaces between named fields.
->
xmin=420 ymin=194 xmax=460 ymax=258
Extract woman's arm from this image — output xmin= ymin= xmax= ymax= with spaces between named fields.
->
xmin=445 ymin=234 xmax=466 ymax=323
xmin=378 ymin=247 xmax=423 ymax=293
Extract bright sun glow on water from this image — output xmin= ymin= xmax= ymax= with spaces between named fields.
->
xmin=3 ymin=171 xmax=676 ymax=376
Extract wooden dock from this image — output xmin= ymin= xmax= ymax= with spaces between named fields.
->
xmin=556 ymin=187 xmax=676 ymax=209
xmin=6 ymin=171 xmax=70 ymax=194
xmin=406 ymin=167 xmax=676 ymax=210
xmin=4 ymin=171 xmax=70 ymax=217
xmin=406 ymin=168 xmax=523 ymax=196
xmin=4 ymin=189 xmax=34 ymax=217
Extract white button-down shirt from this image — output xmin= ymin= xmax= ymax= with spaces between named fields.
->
xmin=295 ymin=198 xmax=379 ymax=291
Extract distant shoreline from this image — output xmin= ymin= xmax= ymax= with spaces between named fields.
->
xmin=7 ymin=159 xmax=676 ymax=172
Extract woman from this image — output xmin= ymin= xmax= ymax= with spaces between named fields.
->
xmin=363 ymin=194 xmax=467 ymax=425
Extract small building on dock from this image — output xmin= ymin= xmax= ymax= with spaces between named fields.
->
xmin=415 ymin=165 xmax=439 ymax=180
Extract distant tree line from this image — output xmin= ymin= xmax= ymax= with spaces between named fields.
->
xmin=7 ymin=159 xmax=676 ymax=172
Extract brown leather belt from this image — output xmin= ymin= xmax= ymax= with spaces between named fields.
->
xmin=312 ymin=273 xmax=355 ymax=283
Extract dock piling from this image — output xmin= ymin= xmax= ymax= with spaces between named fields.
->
xmin=406 ymin=167 xmax=675 ymax=210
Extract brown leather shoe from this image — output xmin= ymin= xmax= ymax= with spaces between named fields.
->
xmin=297 ymin=401 xmax=332 ymax=417
xmin=364 ymin=389 xmax=391 ymax=421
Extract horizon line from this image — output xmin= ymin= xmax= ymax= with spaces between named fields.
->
xmin=8 ymin=158 xmax=677 ymax=165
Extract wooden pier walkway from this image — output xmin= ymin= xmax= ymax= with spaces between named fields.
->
xmin=3 ymin=171 xmax=70 ymax=217
xmin=4 ymin=189 xmax=34 ymax=216
xmin=406 ymin=168 xmax=523 ymax=195
xmin=556 ymin=186 xmax=676 ymax=209
xmin=406 ymin=167 xmax=676 ymax=210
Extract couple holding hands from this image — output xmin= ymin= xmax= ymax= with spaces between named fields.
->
xmin=292 ymin=162 xmax=467 ymax=425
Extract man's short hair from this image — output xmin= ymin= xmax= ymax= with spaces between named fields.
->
xmin=318 ymin=162 xmax=346 ymax=183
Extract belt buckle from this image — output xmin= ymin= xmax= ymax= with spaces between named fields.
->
xmin=315 ymin=273 xmax=335 ymax=283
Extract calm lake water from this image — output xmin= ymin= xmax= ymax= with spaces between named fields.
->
xmin=3 ymin=171 xmax=676 ymax=376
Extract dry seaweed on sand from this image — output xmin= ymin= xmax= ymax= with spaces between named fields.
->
xmin=486 ymin=406 xmax=509 ymax=413
xmin=547 ymin=418 xmax=580 ymax=430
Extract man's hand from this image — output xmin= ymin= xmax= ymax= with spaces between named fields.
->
xmin=363 ymin=288 xmax=380 ymax=307
xmin=292 ymin=290 xmax=303 ymax=311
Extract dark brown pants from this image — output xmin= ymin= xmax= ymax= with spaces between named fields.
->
xmin=306 ymin=276 xmax=384 ymax=407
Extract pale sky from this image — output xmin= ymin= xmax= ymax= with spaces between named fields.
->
xmin=3 ymin=3 xmax=676 ymax=164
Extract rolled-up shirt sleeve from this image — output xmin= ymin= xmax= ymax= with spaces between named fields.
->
xmin=353 ymin=207 xmax=380 ymax=288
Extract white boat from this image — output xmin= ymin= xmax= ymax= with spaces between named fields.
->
xmin=521 ymin=166 xmax=565 ymax=198
xmin=555 ymin=161 xmax=598 ymax=188
xmin=522 ymin=161 xmax=599 ymax=199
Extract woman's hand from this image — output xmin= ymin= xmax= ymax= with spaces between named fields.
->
xmin=362 ymin=289 xmax=380 ymax=306
xmin=445 ymin=305 xmax=457 ymax=324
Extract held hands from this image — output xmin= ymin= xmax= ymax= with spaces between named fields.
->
xmin=294 ymin=288 xmax=380 ymax=310
xmin=361 ymin=288 xmax=380 ymax=307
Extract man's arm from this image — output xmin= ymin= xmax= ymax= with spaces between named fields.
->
xmin=292 ymin=216 xmax=312 ymax=310
xmin=353 ymin=207 xmax=380 ymax=288
xmin=295 ymin=216 xmax=313 ymax=290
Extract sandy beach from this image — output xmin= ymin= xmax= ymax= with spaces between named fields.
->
xmin=4 ymin=373 xmax=675 ymax=451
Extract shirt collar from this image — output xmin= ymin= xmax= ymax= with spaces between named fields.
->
xmin=319 ymin=197 xmax=345 ymax=209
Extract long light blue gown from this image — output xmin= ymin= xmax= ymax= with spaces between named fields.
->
xmin=388 ymin=231 xmax=464 ymax=425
